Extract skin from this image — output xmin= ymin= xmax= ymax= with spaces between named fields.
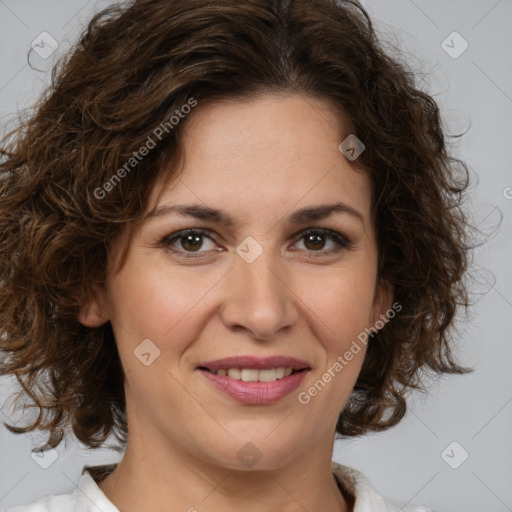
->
xmin=79 ymin=93 xmax=393 ymax=512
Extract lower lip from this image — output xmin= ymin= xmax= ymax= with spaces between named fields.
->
xmin=198 ymin=369 xmax=308 ymax=405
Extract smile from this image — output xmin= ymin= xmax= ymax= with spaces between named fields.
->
xmin=205 ymin=367 xmax=294 ymax=382
xmin=197 ymin=355 xmax=311 ymax=404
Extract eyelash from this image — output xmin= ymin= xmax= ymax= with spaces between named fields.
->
xmin=161 ymin=228 xmax=354 ymax=259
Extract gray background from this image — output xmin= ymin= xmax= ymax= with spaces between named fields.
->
xmin=0 ymin=1 xmax=511 ymax=510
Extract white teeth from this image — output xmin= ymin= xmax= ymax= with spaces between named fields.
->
xmin=240 ymin=369 xmax=259 ymax=382
xmin=213 ymin=367 xmax=296 ymax=382
xmin=258 ymin=369 xmax=277 ymax=382
xmin=227 ymin=368 xmax=241 ymax=379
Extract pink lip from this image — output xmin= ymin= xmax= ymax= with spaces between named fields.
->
xmin=199 ymin=369 xmax=309 ymax=404
xmin=198 ymin=355 xmax=310 ymax=371
xmin=197 ymin=355 xmax=311 ymax=405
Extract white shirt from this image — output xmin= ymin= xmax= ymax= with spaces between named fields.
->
xmin=1 ymin=462 xmax=434 ymax=511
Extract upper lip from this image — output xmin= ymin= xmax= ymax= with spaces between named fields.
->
xmin=198 ymin=356 xmax=311 ymax=371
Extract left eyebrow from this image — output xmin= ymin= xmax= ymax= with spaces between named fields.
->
xmin=287 ymin=202 xmax=364 ymax=225
xmin=144 ymin=201 xmax=365 ymax=227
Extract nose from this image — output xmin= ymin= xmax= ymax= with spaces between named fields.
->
xmin=219 ymin=245 xmax=299 ymax=341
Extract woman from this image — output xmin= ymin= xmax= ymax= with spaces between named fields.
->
xmin=0 ymin=0 xmax=473 ymax=510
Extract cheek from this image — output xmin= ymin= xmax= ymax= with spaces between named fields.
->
xmin=105 ymin=260 xmax=205 ymax=410
xmin=298 ymin=265 xmax=378 ymax=349
xmin=107 ymin=257 xmax=216 ymax=339
xmin=108 ymin=253 xmax=378 ymax=358
xmin=297 ymin=274 xmax=372 ymax=415
xmin=105 ymin=256 xmax=229 ymax=388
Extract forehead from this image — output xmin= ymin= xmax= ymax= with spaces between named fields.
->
xmin=147 ymin=93 xmax=373 ymax=230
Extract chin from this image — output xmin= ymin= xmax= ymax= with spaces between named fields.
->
xmin=200 ymin=435 xmax=305 ymax=472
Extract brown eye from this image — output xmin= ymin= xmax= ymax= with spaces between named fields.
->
xmin=161 ymin=227 xmax=353 ymax=260
xmin=303 ymin=232 xmax=327 ymax=251
xmin=180 ymin=232 xmax=204 ymax=252
xmin=163 ymin=229 xmax=217 ymax=254
xmin=292 ymin=228 xmax=353 ymax=257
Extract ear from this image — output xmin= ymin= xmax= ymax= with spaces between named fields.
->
xmin=370 ymin=277 xmax=395 ymax=328
xmin=77 ymin=286 xmax=110 ymax=327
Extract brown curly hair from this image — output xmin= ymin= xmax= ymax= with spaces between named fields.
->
xmin=0 ymin=0 xmax=475 ymax=451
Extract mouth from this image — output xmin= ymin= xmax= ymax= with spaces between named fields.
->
xmin=196 ymin=356 xmax=311 ymax=404
xmin=198 ymin=366 xmax=306 ymax=382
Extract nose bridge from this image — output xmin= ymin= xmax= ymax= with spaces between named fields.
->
xmin=240 ymin=245 xmax=282 ymax=300
xmin=220 ymin=239 xmax=297 ymax=339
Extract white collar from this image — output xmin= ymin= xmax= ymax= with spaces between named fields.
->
xmin=331 ymin=462 xmax=432 ymax=512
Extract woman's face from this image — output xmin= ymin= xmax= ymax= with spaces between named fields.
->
xmin=81 ymin=93 xmax=392 ymax=470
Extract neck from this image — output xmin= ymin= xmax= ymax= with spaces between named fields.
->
xmin=97 ymin=435 xmax=352 ymax=512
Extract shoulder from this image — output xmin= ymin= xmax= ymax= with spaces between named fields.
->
xmin=331 ymin=461 xmax=437 ymax=512
xmin=1 ymin=465 xmax=119 ymax=512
